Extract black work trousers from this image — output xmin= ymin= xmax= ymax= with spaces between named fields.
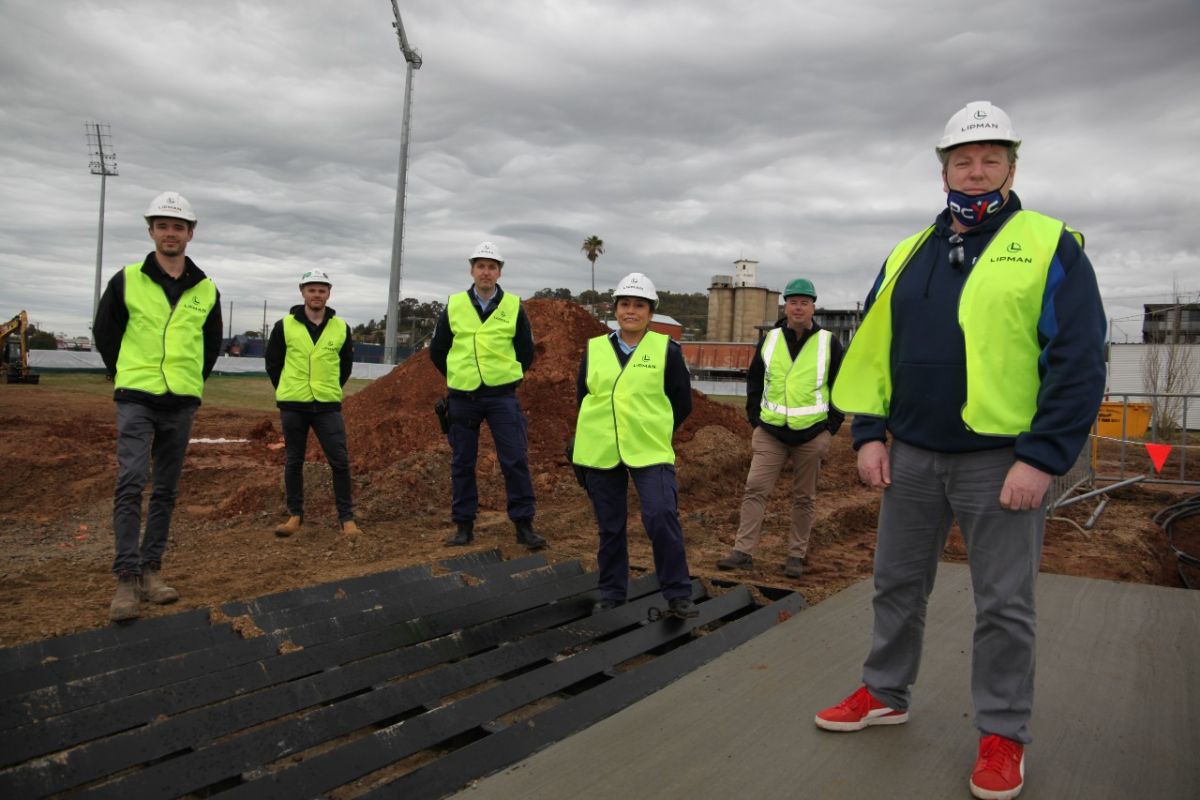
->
xmin=280 ymin=409 xmax=354 ymax=522
xmin=112 ymin=401 xmax=196 ymax=576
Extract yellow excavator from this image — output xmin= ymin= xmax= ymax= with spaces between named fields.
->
xmin=0 ymin=311 xmax=40 ymax=384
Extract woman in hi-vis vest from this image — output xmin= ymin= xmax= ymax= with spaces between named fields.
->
xmin=571 ymin=272 xmax=698 ymax=619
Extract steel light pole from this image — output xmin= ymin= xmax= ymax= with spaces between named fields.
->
xmin=384 ymin=2 xmax=423 ymax=364
xmin=86 ymin=122 xmax=118 ymax=324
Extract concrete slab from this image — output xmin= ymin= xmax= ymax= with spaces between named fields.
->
xmin=456 ymin=565 xmax=1200 ymax=799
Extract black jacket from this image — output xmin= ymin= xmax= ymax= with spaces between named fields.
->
xmin=746 ymin=319 xmax=845 ymax=446
xmin=429 ymin=286 xmax=535 ymax=397
xmin=265 ymin=305 xmax=354 ymax=412
xmin=93 ymin=253 xmax=223 ymax=409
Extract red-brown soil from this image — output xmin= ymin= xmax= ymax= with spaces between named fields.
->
xmin=0 ymin=299 xmax=1192 ymax=647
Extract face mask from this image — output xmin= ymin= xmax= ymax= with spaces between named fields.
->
xmin=947 ymin=187 xmax=1006 ymax=228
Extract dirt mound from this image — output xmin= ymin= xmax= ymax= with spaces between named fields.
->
xmin=344 ymin=299 xmax=752 ymax=487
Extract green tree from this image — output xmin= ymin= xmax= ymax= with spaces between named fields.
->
xmin=581 ymin=235 xmax=604 ymax=295
xmin=26 ymin=324 xmax=57 ymax=350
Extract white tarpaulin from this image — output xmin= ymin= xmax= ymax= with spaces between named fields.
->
xmin=29 ymin=351 xmax=395 ymax=380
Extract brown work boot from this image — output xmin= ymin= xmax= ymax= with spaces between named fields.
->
xmin=716 ymin=550 xmax=754 ymax=570
xmin=340 ymin=520 xmax=362 ymax=535
xmin=274 ymin=515 xmax=303 ymax=537
xmin=109 ymin=575 xmax=140 ymax=622
xmin=139 ymin=567 xmax=179 ymax=604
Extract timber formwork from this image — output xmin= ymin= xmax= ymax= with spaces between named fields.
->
xmin=0 ymin=549 xmax=803 ymax=799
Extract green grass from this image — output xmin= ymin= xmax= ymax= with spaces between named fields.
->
xmin=33 ymin=373 xmax=371 ymax=413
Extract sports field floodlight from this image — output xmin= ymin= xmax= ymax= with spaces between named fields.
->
xmin=384 ymin=1 xmax=423 ymax=365
xmin=86 ymin=121 xmax=118 ymax=323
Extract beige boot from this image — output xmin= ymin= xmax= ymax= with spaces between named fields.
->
xmin=109 ymin=576 xmax=140 ymax=622
xmin=139 ymin=568 xmax=180 ymax=604
xmin=340 ymin=520 xmax=362 ymax=535
xmin=274 ymin=515 xmax=303 ymax=537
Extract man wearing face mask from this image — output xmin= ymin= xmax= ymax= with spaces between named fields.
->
xmin=815 ymin=102 xmax=1105 ymax=800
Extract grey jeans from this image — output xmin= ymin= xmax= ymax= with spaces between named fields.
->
xmin=112 ymin=401 xmax=197 ymax=576
xmin=862 ymin=440 xmax=1045 ymax=743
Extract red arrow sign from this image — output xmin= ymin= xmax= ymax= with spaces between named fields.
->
xmin=1145 ymin=443 xmax=1172 ymax=473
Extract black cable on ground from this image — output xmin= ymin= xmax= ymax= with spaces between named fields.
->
xmin=1153 ymin=493 xmax=1200 ymax=589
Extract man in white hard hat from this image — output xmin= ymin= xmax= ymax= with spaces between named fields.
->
xmin=815 ymin=102 xmax=1106 ymax=800
xmin=265 ymin=269 xmax=361 ymax=538
xmin=94 ymin=191 xmax=223 ymax=623
xmin=429 ymin=242 xmax=546 ymax=550
xmin=716 ymin=277 xmax=844 ymax=579
xmin=572 ymin=272 xmax=697 ymax=618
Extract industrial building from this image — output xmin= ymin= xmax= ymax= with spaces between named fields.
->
xmin=705 ymin=260 xmax=780 ymax=343
xmin=1142 ymin=303 xmax=1200 ymax=344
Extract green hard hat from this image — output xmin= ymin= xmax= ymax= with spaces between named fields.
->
xmin=783 ymin=278 xmax=817 ymax=299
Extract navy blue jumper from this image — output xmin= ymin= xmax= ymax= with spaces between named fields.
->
xmin=847 ymin=193 xmax=1107 ymax=476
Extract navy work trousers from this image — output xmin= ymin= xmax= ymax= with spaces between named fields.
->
xmin=112 ymin=401 xmax=196 ymax=576
xmin=584 ymin=463 xmax=692 ymax=602
xmin=448 ymin=393 xmax=535 ymax=523
xmin=281 ymin=409 xmax=354 ymax=522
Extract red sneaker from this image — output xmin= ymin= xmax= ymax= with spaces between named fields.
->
xmin=814 ymin=686 xmax=908 ymax=731
xmin=970 ymin=734 xmax=1025 ymax=800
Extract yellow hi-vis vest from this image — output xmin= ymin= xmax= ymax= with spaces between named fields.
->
xmin=758 ymin=327 xmax=833 ymax=430
xmin=275 ymin=315 xmax=347 ymax=403
xmin=445 ymin=291 xmax=524 ymax=391
xmin=573 ymin=332 xmax=675 ymax=469
xmin=114 ymin=263 xmax=216 ymax=398
xmin=832 ymin=210 xmax=1079 ymax=436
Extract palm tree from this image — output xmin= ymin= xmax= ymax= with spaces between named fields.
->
xmin=581 ymin=235 xmax=604 ymax=296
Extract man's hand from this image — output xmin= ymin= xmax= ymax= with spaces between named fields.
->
xmin=999 ymin=461 xmax=1053 ymax=511
xmin=857 ymin=440 xmax=891 ymax=489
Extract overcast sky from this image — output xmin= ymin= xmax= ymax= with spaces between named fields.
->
xmin=3 ymin=0 xmax=1197 ymax=342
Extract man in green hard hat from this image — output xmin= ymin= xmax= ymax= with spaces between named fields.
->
xmin=716 ymin=277 xmax=844 ymax=579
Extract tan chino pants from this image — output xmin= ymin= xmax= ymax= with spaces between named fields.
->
xmin=733 ymin=426 xmax=832 ymax=559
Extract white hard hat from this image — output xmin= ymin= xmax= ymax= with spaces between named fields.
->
xmin=144 ymin=191 xmax=197 ymax=223
xmin=936 ymin=101 xmax=1021 ymax=155
xmin=614 ymin=272 xmax=658 ymax=304
xmin=469 ymin=241 xmax=504 ymax=265
xmin=299 ymin=269 xmax=332 ymax=287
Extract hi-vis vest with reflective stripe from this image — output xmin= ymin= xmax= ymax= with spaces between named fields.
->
xmin=276 ymin=315 xmax=347 ymax=403
xmin=573 ymin=332 xmax=675 ymax=469
xmin=758 ymin=327 xmax=832 ymax=430
xmin=832 ymin=210 xmax=1079 ymax=436
xmin=445 ymin=291 xmax=524 ymax=391
xmin=114 ymin=263 xmax=216 ymax=398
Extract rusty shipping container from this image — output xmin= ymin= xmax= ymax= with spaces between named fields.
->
xmin=680 ymin=341 xmax=757 ymax=372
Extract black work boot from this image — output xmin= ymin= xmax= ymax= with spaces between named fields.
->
xmin=592 ymin=598 xmax=626 ymax=614
xmin=784 ymin=557 xmax=805 ymax=579
xmin=716 ymin=549 xmax=754 ymax=570
xmin=514 ymin=519 xmax=547 ymax=550
xmin=667 ymin=596 xmax=700 ymax=619
xmin=444 ymin=520 xmax=474 ymax=546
